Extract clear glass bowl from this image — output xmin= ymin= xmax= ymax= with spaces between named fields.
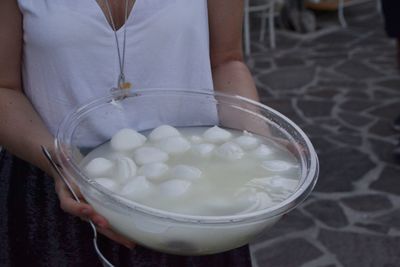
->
xmin=55 ymin=89 xmax=319 ymax=255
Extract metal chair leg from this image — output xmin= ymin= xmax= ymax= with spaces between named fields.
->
xmin=376 ymin=0 xmax=382 ymax=15
xmin=269 ymin=0 xmax=276 ymax=49
xmin=338 ymin=0 xmax=347 ymax=27
xmin=259 ymin=9 xmax=267 ymax=42
xmin=244 ymin=0 xmax=251 ymax=55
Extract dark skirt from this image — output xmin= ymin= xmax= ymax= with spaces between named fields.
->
xmin=381 ymin=0 xmax=400 ymax=38
xmin=0 ymin=150 xmax=252 ymax=267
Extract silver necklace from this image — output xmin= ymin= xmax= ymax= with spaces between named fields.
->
xmin=104 ymin=0 xmax=132 ymax=90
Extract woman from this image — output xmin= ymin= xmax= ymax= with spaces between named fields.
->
xmin=0 ymin=0 xmax=259 ymax=266
xmin=381 ymin=0 xmax=400 ymax=66
xmin=381 ymin=0 xmax=400 ymax=159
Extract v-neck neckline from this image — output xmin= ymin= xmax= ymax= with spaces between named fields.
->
xmin=94 ymin=0 xmax=138 ymax=33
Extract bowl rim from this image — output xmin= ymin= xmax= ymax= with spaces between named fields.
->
xmin=56 ymin=88 xmax=319 ymax=224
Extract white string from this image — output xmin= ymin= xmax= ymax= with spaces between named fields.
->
xmin=104 ymin=0 xmax=130 ymax=88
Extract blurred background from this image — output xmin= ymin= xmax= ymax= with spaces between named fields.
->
xmin=244 ymin=0 xmax=400 ymax=266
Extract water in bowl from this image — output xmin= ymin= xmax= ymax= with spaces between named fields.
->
xmin=80 ymin=125 xmax=300 ymax=216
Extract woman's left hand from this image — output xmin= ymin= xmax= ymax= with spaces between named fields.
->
xmin=53 ymin=174 xmax=136 ymax=250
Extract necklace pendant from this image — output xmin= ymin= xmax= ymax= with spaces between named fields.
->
xmin=118 ymin=74 xmax=132 ymax=90
xmin=119 ymin=81 xmax=132 ymax=90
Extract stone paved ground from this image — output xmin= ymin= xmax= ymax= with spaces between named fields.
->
xmin=247 ymin=3 xmax=400 ymax=267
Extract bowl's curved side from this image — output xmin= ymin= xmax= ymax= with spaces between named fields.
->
xmin=84 ymin=188 xmax=281 ymax=255
xmin=55 ymin=89 xmax=319 ymax=254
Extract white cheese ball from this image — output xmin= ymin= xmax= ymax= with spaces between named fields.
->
xmin=115 ymin=156 xmax=137 ymax=182
xmin=149 ymin=125 xmax=180 ymax=142
xmin=133 ymin=146 xmax=169 ymax=165
xmin=110 ymin=128 xmax=146 ymax=152
xmin=237 ymin=190 xmax=273 ymax=214
xmin=169 ymin=165 xmax=202 ymax=181
xmin=157 ymin=136 xmax=191 ymax=155
xmin=268 ymin=176 xmax=299 ymax=191
xmin=84 ymin=157 xmax=114 ymax=178
xmin=246 ymin=176 xmax=298 ymax=194
xmin=120 ymin=176 xmax=154 ymax=199
xmin=215 ymin=142 xmax=244 ymax=160
xmin=268 ymin=176 xmax=297 ymax=201
xmin=202 ymin=197 xmax=248 ymax=215
xmin=191 ymin=143 xmax=215 ymax=158
xmin=252 ymin=144 xmax=274 ymax=159
xmin=245 ymin=177 xmax=268 ymax=189
xmin=261 ymin=160 xmax=293 ymax=172
xmin=190 ymin=135 xmax=203 ymax=144
xmin=138 ymin=162 xmax=169 ymax=181
xmin=159 ymin=179 xmax=191 ymax=197
xmin=94 ymin=178 xmax=119 ymax=192
xmin=234 ymin=135 xmax=259 ymax=150
xmin=203 ymin=126 xmax=232 ymax=143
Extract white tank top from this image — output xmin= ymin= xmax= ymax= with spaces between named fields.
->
xmin=18 ymin=0 xmax=214 ymax=135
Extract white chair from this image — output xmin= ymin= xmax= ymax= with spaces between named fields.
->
xmin=307 ymin=0 xmax=382 ymax=28
xmin=244 ymin=0 xmax=276 ymax=55
xmin=338 ymin=0 xmax=383 ymax=27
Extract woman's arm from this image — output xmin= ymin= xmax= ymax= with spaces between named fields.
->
xmin=0 ymin=0 xmax=134 ymax=249
xmin=208 ymin=0 xmax=259 ymax=101
xmin=0 ymin=0 xmax=54 ymax=173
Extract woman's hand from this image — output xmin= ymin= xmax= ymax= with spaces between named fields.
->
xmin=2 ymin=0 xmax=132 ymax=251
xmin=53 ymin=175 xmax=136 ymax=250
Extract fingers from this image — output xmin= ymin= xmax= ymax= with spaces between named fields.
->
xmin=56 ymin=181 xmax=93 ymax=218
xmin=97 ymin=227 xmax=136 ymax=249
xmin=54 ymin=177 xmax=136 ymax=249
xmin=55 ymin=180 xmax=105 ymax=224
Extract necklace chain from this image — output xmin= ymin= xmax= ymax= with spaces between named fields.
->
xmin=104 ymin=0 xmax=131 ymax=89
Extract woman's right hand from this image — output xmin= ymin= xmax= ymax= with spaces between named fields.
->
xmin=1 ymin=0 xmax=134 ymax=252
xmin=53 ymin=175 xmax=136 ymax=250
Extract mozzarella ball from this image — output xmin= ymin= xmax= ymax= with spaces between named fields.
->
xmin=235 ymin=187 xmax=274 ymax=213
xmin=203 ymin=126 xmax=232 ymax=143
xmin=191 ymin=143 xmax=215 ymax=158
xmin=94 ymin=178 xmax=119 ymax=192
xmin=215 ymin=142 xmax=244 ymax=160
xmin=115 ymin=156 xmax=137 ymax=182
xmin=159 ymin=179 xmax=191 ymax=197
xmin=84 ymin=157 xmax=114 ymax=178
xmin=190 ymin=135 xmax=203 ymax=144
xmin=138 ymin=162 xmax=169 ymax=181
xmin=269 ymin=176 xmax=298 ymax=191
xmin=252 ymin=144 xmax=274 ymax=159
xmin=110 ymin=128 xmax=146 ymax=152
xmin=133 ymin=147 xmax=169 ymax=165
xmin=120 ymin=176 xmax=154 ymax=198
xmin=234 ymin=135 xmax=259 ymax=150
xmin=169 ymin=165 xmax=202 ymax=181
xmin=237 ymin=191 xmax=273 ymax=214
xmin=157 ymin=136 xmax=191 ymax=155
xmin=246 ymin=176 xmax=298 ymax=195
xmin=149 ymin=125 xmax=180 ymax=142
xmin=261 ymin=160 xmax=293 ymax=172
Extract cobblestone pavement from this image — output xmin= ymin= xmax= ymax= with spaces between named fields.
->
xmin=247 ymin=3 xmax=400 ymax=267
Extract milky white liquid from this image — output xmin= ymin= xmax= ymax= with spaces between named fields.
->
xmin=81 ymin=126 xmax=300 ymax=217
